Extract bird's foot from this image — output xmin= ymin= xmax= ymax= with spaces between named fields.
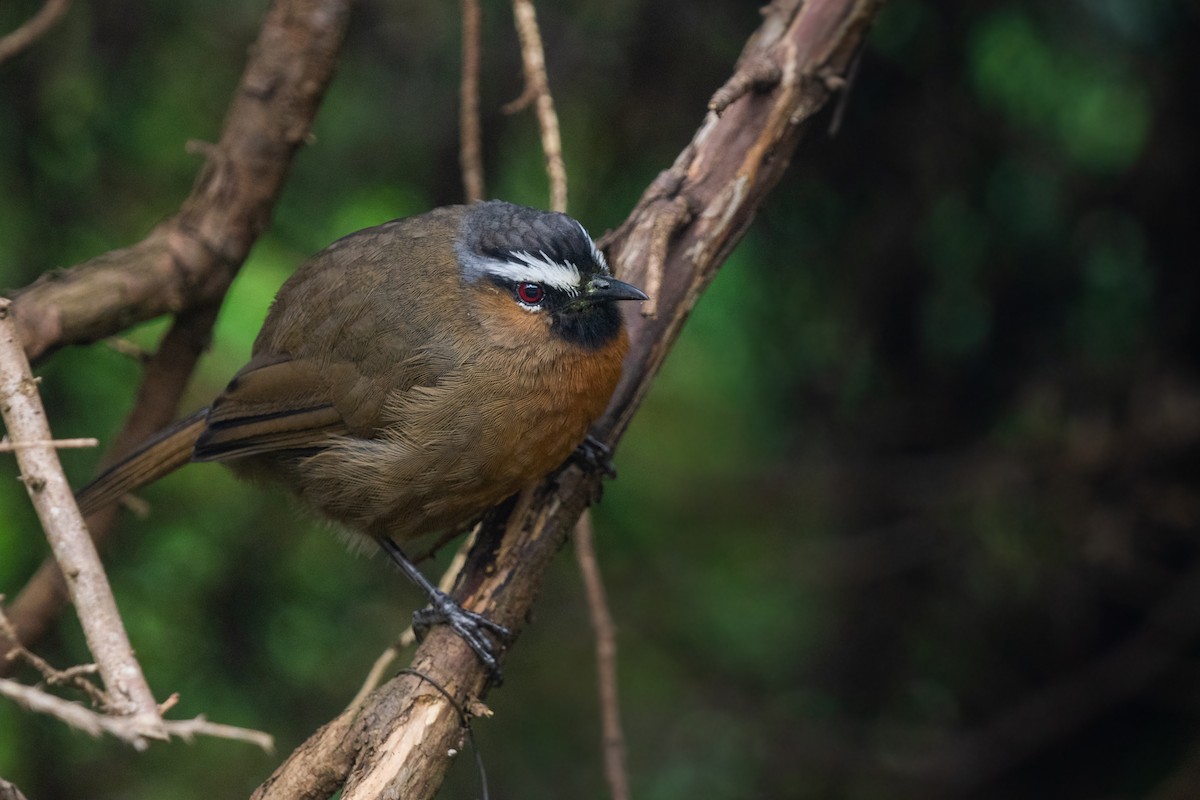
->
xmin=413 ymin=592 xmax=512 ymax=685
xmin=380 ymin=536 xmax=511 ymax=684
xmin=572 ymin=433 xmax=617 ymax=479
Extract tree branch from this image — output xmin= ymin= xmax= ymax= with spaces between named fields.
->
xmin=0 ymin=298 xmax=162 ymax=736
xmin=459 ymin=0 xmax=486 ymax=203
xmin=575 ymin=512 xmax=630 ymax=800
xmin=505 ymin=0 xmax=567 ymax=212
xmin=5 ymin=0 xmax=351 ymax=366
xmin=0 ymin=677 xmax=272 ymax=751
xmin=0 ymin=437 xmax=97 ymax=452
xmin=0 ymin=0 xmax=69 ymax=65
xmin=0 ymin=306 xmax=220 ymax=676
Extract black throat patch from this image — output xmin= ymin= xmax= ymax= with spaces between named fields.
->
xmin=550 ymin=301 xmax=623 ymax=351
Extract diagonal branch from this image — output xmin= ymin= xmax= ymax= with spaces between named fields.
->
xmin=254 ymin=1 xmax=884 ymax=797
xmin=0 ymin=306 xmax=220 ymax=676
xmin=0 ymin=298 xmax=162 ymax=736
xmin=5 ymin=0 xmax=352 ymax=366
xmin=0 ymin=0 xmax=69 ymax=65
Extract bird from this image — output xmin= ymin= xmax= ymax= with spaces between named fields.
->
xmin=76 ymin=200 xmax=648 ymax=677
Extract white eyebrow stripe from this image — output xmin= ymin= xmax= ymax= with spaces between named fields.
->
xmin=575 ymin=220 xmax=609 ymax=273
xmin=481 ymin=251 xmax=582 ymax=293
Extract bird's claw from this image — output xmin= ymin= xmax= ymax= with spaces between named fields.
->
xmin=572 ymin=433 xmax=616 ymax=479
xmin=413 ymin=589 xmax=512 ymax=685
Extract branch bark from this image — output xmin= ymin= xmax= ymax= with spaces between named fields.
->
xmin=0 ymin=299 xmax=162 ymax=737
xmin=0 ymin=306 xmax=219 ymax=675
xmin=255 ymin=0 xmax=883 ymax=796
xmin=5 ymin=0 xmax=351 ymax=366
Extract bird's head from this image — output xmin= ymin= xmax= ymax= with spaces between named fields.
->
xmin=455 ymin=201 xmax=648 ymax=351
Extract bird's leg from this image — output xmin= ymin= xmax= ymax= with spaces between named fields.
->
xmin=379 ymin=536 xmax=511 ymax=684
xmin=572 ymin=433 xmax=617 ymax=478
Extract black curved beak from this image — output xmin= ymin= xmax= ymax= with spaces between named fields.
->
xmin=583 ymin=275 xmax=649 ymax=304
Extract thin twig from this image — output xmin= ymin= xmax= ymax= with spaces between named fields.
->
xmin=349 ymin=629 xmax=417 ymax=712
xmin=104 ymin=337 xmax=153 ymax=362
xmin=574 ymin=512 xmax=630 ymax=800
xmin=0 ymin=299 xmax=163 ymax=733
xmin=160 ymin=714 xmax=275 ymax=751
xmin=0 ymin=602 xmax=107 ymax=707
xmin=3 ymin=600 xmax=273 ymax=752
xmin=0 ymin=437 xmax=98 ymax=452
xmin=708 ymin=54 xmax=782 ymax=114
xmin=459 ymin=0 xmax=485 ymax=203
xmin=0 ymin=0 xmax=70 ymax=65
xmin=637 ymin=195 xmax=691 ymax=318
xmin=347 ymin=531 xmax=478 ymax=710
xmin=824 ymin=43 xmax=864 ymax=136
xmin=506 ymin=0 xmax=567 ymax=212
xmin=0 ymin=677 xmax=272 ymax=751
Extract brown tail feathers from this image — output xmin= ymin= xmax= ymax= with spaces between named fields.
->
xmin=76 ymin=409 xmax=209 ymax=517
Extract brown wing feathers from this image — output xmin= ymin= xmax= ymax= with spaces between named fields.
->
xmin=76 ymin=357 xmax=354 ymax=514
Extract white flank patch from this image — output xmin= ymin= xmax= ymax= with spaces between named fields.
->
xmin=482 ymin=251 xmax=582 ymax=293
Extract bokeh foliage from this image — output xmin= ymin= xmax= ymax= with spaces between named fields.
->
xmin=2 ymin=1 xmax=1198 ymax=798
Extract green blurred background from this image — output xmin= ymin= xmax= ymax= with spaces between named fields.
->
xmin=2 ymin=1 xmax=1198 ymax=798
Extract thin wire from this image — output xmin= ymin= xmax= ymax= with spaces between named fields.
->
xmin=395 ymin=668 xmax=491 ymax=800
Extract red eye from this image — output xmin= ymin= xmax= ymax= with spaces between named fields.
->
xmin=516 ymin=282 xmax=545 ymax=305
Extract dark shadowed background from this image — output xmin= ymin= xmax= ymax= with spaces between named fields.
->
xmin=1 ymin=1 xmax=1197 ymax=798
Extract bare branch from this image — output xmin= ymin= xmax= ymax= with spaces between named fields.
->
xmin=159 ymin=714 xmax=275 ymax=752
xmin=620 ymin=194 xmax=691 ymax=319
xmin=2 ymin=601 xmax=273 ymax=752
xmin=0 ymin=677 xmax=272 ymax=751
xmin=574 ymin=512 xmax=630 ymax=800
xmin=0 ymin=602 xmax=107 ymax=707
xmin=0 ymin=298 xmax=162 ymax=732
xmin=0 ymin=306 xmax=220 ymax=676
xmin=0 ymin=437 xmax=97 ymax=452
xmin=0 ymin=0 xmax=69 ymax=65
xmin=459 ymin=0 xmax=486 ymax=203
xmin=506 ymin=0 xmax=567 ymax=212
xmin=6 ymin=0 xmax=352 ymax=365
